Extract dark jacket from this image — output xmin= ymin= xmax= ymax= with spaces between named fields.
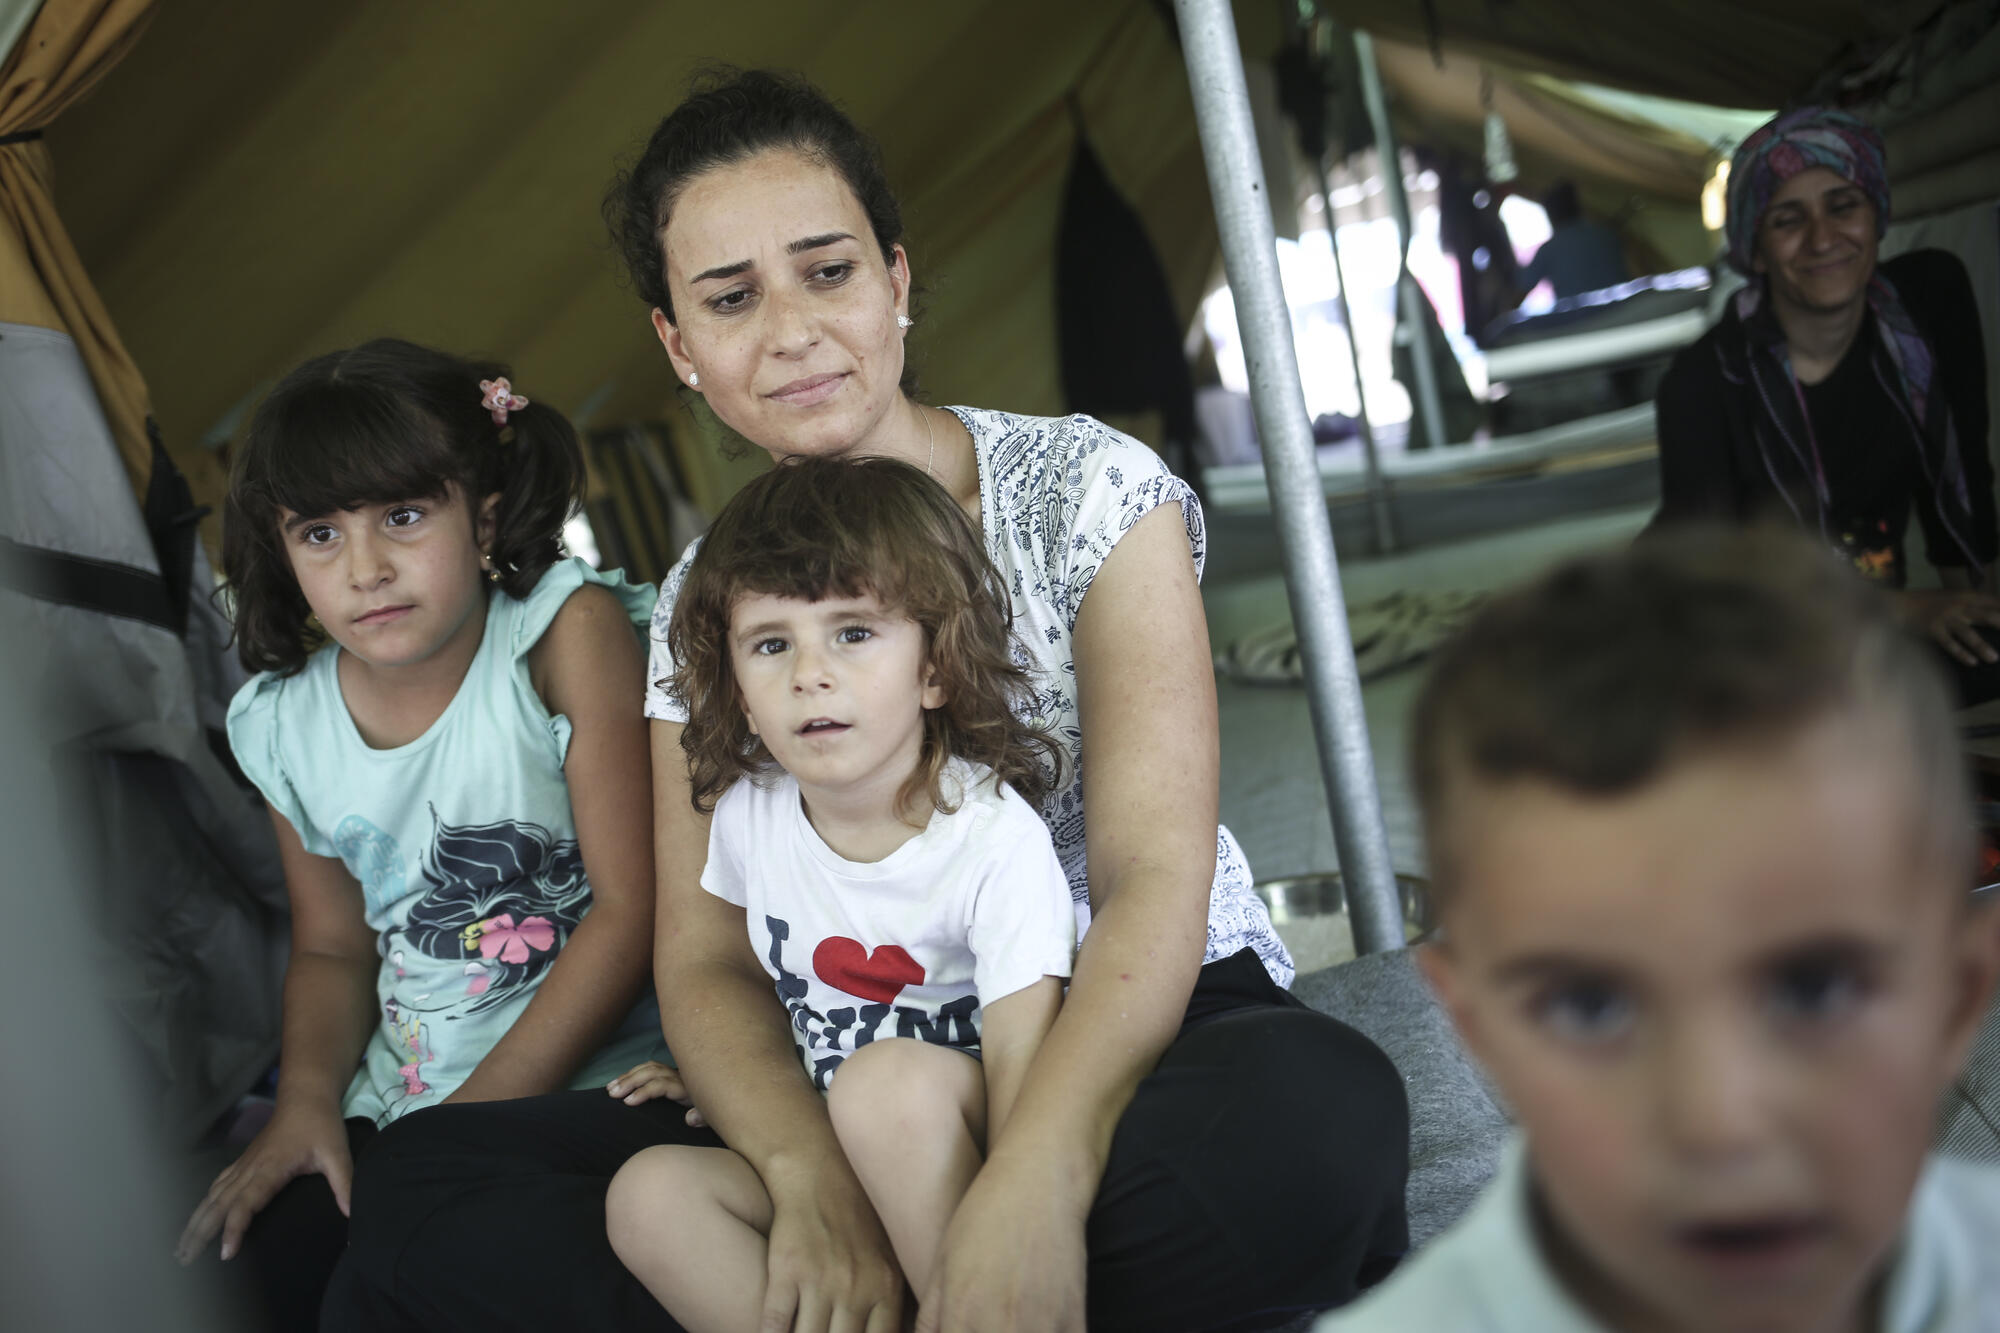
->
xmin=1652 ymin=249 xmax=1994 ymax=581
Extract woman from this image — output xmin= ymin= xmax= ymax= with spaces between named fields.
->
xmin=330 ymin=70 xmax=1409 ymax=1333
xmin=1652 ymin=106 xmax=1999 ymax=677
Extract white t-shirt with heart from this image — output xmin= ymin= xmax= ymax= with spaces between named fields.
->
xmin=702 ymin=757 xmax=1077 ymax=1092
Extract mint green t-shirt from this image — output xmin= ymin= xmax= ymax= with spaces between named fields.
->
xmin=227 ymin=557 xmax=669 ymax=1125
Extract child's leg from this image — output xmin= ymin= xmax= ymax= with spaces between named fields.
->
xmin=826 ymin=1038 xmax=986 ymax=1296
xmin=605 ymin=1144 xmax=773 ymax=1333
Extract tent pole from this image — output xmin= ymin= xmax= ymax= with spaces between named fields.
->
xmin=1313 ymin=153 xmax=1395 ymax=554
xmin=1173 ymin=0 xmax=1404 ymax=957
xmin=1353 ymin=29 xmax=1448 ymax=453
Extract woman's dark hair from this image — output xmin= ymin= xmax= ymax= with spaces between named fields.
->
xmin=669 ymin=455 xmax=1062 ymax=818
xmin=221 ymin=337 xmax=585 ymax=676
xmin=603 ymin=67 xmax=905 ymax=325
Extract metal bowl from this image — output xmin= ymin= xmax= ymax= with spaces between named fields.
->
xmin=1256 ymin=871 xmax=1431 ymax=937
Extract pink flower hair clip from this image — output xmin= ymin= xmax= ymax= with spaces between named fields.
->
xmin=479 ymin=377 xmax=529 ymax=426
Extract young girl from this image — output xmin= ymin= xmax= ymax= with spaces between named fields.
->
xmin=603 ymin=455 xmax=1076 ymax=1328
xmin=175 ymin=338 xmax=666 ymax=1328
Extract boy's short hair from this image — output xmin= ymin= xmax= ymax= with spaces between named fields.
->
xmin=1412 ymin=526 xmax=1969 ymax=896
xmin=669 ymin=455 xmax=1060 ymax=815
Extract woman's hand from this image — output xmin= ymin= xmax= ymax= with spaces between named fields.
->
xmin=915 ymin=1153 xmax=1088 ymax=1333
xmin=605 ymin=1060 xmax=706 ymax=1127
xmin=176 ymin=1102 xmax=352 ymax=1264
xmin=761 ymin=1161 xmax=905 ymax=1333
xmin=1901 ymin=588 xmax=2000 ymax=665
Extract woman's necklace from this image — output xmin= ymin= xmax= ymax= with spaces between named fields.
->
xmin=920 ymin=405 xmax=936 ymax=478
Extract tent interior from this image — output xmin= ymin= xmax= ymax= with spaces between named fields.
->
xmin=4 ymin=0 xmax=1999 ymax=1326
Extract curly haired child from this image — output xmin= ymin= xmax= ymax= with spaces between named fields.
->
xmin=604 ymin=456 xmax=1075 ymax=1330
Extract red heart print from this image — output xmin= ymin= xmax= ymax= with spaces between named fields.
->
xmin=813 ymin=937 xmax=925 ymax=1006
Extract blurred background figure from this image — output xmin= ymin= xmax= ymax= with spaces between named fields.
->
xmin=1513 ymin=180 xmax=1630 ymax=303
xmin=1649 ymin=105 xmax=1998 ymax=698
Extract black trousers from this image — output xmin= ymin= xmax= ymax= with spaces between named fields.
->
xmin=326 ymin=949 xmax=1410 ymax=1333
xmin=221 ymin=1116 xmax=377 ymax=1331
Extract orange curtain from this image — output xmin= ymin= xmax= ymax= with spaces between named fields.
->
xmin=0 ymin=0 xmax=157 ymax=495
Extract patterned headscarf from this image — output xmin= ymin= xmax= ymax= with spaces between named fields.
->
xmin=1724 ymin=106 xmax=1890 ymax=276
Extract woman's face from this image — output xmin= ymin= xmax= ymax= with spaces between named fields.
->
xmin=654 ymin=149 xmax=910 ymax=462
xmin=1753 ymin=166 xmax=1878 ymax=317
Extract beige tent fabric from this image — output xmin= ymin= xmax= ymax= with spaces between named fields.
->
xmin=1318 ymin=0 xmax=1923 ymax=109
xmin=46 ymin=0 xmax=1237 ymax=550
xmin=1368 ymin=38 xmax=1720 ymax=275
xmin=1371 ymin=39 xmax=1712 ymax=201
xmin=42 ymin=0 xmax=1829 ymax=547
xmin=0 ymin=0 xmax=158 ymax=495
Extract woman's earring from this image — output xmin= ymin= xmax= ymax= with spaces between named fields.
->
xmin=483 ymin=552 xmax=501 ymax=584
xmin=897 ymin=315 xmax=914 ymax=329
xmin=688 ymin=371 xmax=700 ymax=388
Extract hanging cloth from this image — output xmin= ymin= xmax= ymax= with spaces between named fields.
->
xmin=1 ymin=0 xmax=159 ymax=497
xmin=1054 ymin=127 xmax=1197 ymax=465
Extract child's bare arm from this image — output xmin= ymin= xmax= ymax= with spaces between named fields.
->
xmin=451 ymin=585 xmax=655 ymax=1102
xmin=977 ymin=976 xmax=1064 ymax=1144
xmin=177 ymin=806 xmax=377 ymax=1262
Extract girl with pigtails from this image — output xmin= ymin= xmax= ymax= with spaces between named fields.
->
xmin=175 ymin=338 xmax=667 ymax=1330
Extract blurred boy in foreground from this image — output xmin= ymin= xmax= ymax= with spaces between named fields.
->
xmin=1322 ymin=528 xmax=2000 ymax=1332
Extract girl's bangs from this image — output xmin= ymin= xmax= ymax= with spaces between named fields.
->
xmin=731 ymin=533 xmax=910 ymax=612
xmin=252 ymin=382 xmax=460 ymax=521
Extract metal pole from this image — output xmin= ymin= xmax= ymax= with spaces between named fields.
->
xmin=1173 ymin=0 xmax=1405 ymax=956
xmin=1354 ymin=29 xmax=1449 ymax=452
xmin=1312 ymin=153 xmax=1394 ymax=554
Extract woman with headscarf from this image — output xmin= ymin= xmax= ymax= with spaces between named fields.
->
xmin=1652 ymin=106 xmax=1998 ymax=676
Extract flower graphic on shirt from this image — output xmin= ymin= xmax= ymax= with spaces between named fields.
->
xmin=401 ymin=810 xmax=592 ymax=1014
xmin=461 ymin=912 xmax=557 ymax=963
xmin=383 ymin=999 xmax=433 ymax=1103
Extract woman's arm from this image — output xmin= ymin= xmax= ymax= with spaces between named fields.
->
xmin=920 ymin=501 xmax=1215 ymax=1332
xmin=178 ymin=807 xmax=379 ymax=1261
xmin=975 ymin=977 xmax=1063 ymax=1146
xmin=448 ymin=585 xmax=655 ymax=1102
xmin=649 ymin=718 xmax=903 ymax=1333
